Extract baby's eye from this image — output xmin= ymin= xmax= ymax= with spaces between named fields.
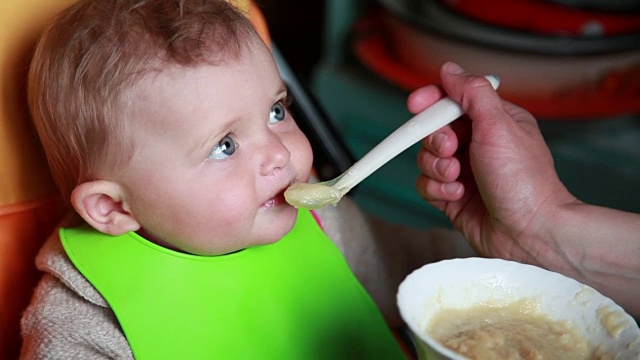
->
xmin=269 ymin=101 xmax=287 ymax=124
xmin=208 ymin=135 xmax=237 ymax=160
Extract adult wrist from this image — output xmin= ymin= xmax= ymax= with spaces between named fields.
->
xmin=513 ymin=192 xmax=584 ymax=273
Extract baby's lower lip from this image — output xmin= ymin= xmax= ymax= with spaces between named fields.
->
xmin=261 ymin=194 xmax=286 ymax=209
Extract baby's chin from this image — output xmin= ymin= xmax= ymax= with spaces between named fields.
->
xmin=257 ymin=207 xmax=299 ymax=240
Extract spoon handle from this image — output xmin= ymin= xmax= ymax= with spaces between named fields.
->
xmin=334 ymin=75 xmax=500 ymax=192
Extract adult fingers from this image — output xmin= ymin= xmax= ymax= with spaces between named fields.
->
xmin=407 ymin=84 xmax=445 ymax=114
xmin=415 ymin=175 xmax=464 ymax=205
xmin=416 ymin=147 xmax=461 ymax=183
xmin=420 ymin=125 xmax=459 ymax=157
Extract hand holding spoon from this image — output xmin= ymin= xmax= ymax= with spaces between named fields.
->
xmin=285 ymin=75 xmax=500 ymax=210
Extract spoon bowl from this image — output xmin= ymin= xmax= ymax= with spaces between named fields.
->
xmin=285 ymin=75 xmax=500 ymax=210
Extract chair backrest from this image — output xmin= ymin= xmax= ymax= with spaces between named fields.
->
xmin=1 ymin=1 xmax=78 ymax=358
xmin=0 ymin=1 xmax=265 ymax=358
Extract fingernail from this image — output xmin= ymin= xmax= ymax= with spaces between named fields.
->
xmin=432 ymin=133 xmax=447 ymax=150
xmin=435 ymin=158 xmax=450 ymax=177
xmin=445 ymin=62 xmax=465 ymax=75
xmin=443 ymin=182 xmax=461 ymax=196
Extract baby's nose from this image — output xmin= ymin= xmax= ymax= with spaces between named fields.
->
xmin=259 ymin=139 xmax=290 ymax=175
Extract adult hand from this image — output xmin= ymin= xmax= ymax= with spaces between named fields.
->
xmin=411 ymin=62 xmax=640 ymax=317
xmin=412 ymin=62 xmax=574 ymax=263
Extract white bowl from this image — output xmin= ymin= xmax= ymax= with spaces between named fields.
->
xmin=397 ymin=257 xmax=640 ymax=359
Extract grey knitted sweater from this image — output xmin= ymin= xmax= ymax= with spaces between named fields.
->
xmin=20 ymin=197 xmax=472 ymax=359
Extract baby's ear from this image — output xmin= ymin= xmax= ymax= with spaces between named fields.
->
xmin=71 ymin=180 xmax=140 ymax=236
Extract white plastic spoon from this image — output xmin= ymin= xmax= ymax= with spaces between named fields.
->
xmin=285 ymin=75 xmax=500 ymax=210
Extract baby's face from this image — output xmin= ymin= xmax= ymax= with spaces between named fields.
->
xmin=115 ymin=40 xmax=313 ymax=255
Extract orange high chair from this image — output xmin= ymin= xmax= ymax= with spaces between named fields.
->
xmin=1 ymin=1 xmax=75 ymax=357
xmin=0 ymin=1 xmax=354 ymax=358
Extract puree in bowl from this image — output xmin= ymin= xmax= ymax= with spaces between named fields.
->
xmin=427 ymin=299 xmax=594 ymax=360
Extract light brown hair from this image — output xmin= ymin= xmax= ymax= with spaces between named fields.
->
xmin=28 ymin=0 xmax=258 ymax=202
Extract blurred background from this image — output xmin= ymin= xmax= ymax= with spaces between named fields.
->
xmin=258 ymin=0 xmax=640 ymax=229
xmin=258 ymin=0 xmax=326 ymax=82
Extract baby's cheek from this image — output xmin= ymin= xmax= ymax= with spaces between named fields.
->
xmin=293 ymin=134 xmax=314 ymax=173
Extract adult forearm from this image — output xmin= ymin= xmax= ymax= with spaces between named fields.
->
xmin=539 ymin=203 xmax=640 ymax=318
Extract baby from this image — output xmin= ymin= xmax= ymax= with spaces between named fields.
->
xmin=20 ymin=0 xmax=472 ymax=358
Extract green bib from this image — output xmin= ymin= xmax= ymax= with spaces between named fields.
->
xmin=61 ymin=209 xmax=405 ymax=359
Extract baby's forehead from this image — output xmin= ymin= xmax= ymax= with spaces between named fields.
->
xmin=131 ymin=38 xmax=268 ymax=93
xmin=123 ymin=38 xmax=275 ymax=123
xmin=131 ymin=36 xmax=263 ymax=89
xmin=122 ymin=62 xmax=236 ymax=122
xmin=127 ymin=60 xmax=232 ymax=101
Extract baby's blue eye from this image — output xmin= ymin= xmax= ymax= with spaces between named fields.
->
xmin=269 ymin=102 xmax=286 ymax=124
xmin=209 ymin=135 xmax=236 ymax=160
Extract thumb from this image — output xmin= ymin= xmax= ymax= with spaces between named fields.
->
xmin=440 ymin=62 xmax=511 ymax=134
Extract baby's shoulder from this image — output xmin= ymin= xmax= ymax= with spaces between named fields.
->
xmin=20 ymin=273 xmax=133 ymax=359
xmin=19 ymin=231 xmax=134 ymax=359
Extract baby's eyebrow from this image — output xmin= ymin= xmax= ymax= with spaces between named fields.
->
xmin=275 ymin=82 xmax=288 ymax=98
